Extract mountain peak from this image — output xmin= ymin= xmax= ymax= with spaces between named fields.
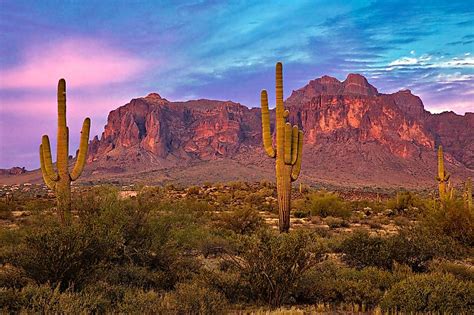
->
xmin=342 ymin=73 xmax=378 ymax=96
xmin=145 ymin=93 xmax=163 ymax=99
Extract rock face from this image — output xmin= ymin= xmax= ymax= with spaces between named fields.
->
xmin=88 ymin=94 xmax=261 ymax=171
xmin=0 ymin=167 xmax=26 ymax=176
xmin=86 ymin=74 xmax=474 ymax=187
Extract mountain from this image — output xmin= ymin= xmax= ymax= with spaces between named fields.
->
xmin=2 ymin=74 xmax=473 ymax=188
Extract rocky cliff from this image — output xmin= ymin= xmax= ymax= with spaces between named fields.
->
xmin=83 ymin=74 xmax=473 ymax=187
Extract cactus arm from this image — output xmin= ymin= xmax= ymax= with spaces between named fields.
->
xmin=70 ymin=117 xmax=91 ymax=181
xmin=56 ymin=79 xmax=69 ymax=177
xmin=291 ymin=125 xmax=299 ymax=165
xmin=40 ymin=144 xmax=56 ymax=190
xmin=291 ymin=130 xmax=304 ymax=181
xmin=284 ymin=123 xmax=292 ymax=164
xmin=41 ymin=135 xmax=59 ymax=181
xmin=260 ymin=90 xmax=275 ymax=158
xmin=275 ymin=62 xmax=285 ymax=159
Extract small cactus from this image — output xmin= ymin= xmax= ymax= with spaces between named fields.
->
xmin=39 ymin=79 xmax=90 ymax=223
xmin=260 ymin=62 xmax=303 ymax=233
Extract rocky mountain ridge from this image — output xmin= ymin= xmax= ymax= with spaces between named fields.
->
xmin=2 ymin=73 xmax=472 ymax=187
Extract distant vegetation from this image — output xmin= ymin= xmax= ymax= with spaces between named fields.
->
xmin=1 ymin=182 xmax=473 ymax=313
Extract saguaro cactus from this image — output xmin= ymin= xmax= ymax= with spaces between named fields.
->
xmin=261 ymin=62 xmax=303 ymax=233
xmin=464 ymin=178 xmax=472 ymax=210
xmin=436 ymin=145 xmax=450 ymax=201
xmin=39 ymin=79 xmax=90 ymax=223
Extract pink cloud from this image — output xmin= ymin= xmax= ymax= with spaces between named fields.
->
xmin=0 ymin=38 xmax=148 ymax=89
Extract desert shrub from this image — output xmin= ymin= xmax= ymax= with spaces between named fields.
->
xmin=23 ymin=199 xmax=53 ymax=213
xmin=0 ymin=202 xmax=13 ymax=220
xmin=98 ymin=265 xmax=167 ymax=290
xmin=7 ymin=222 xmax=114 ymax=289
xmin=168 ymin=281 xmax=228 ymax=315
xmin=339 ymin=230 xmax=393 ymax=270
xmin=187 ymin=185 xmax=201 ymax=195
xmin=0 ymin=265 xmax=31 ymax=289
xmin=220 ymin=206 xmax=263 ymax=235
xmin=389 ymin=225 xmax=461 ymax=272
xmin=0 ymin=284 xmax=102 ymax=313
xmin=234 ymin=229 xmax=326 ymax=306
xmin=424 ymin=198 xmax=474 ymax=246
xmin=137 ymin=186 xmax=164 ymax=209
xmin=381 ymin=273 xmax=474 ymax=313
xmin=297 ymin=260 xmax=399 ymax=308
xmin=116 ymin=288 xmax=166 ymax=313
xmin=348 ymin=201 xmax=384 ymax=216
xmin=305 ymin=191 xmax=351 ymax=219
xmin=293 ymin=209 xmax=310 ymax=218
xmin=386 ymin=191 xmax=421 ymax=213
xmin=228 ymin=181 xmax=249 ymax=191
xmin=340 ymin=226 xmax=461 ymax=271
xmin=200 ymin=268 xmax=249 ymax=304
xmin=429 ymin=261 xmax=474 ymax=281
xmin=325 ymin=216 xmax=349 ymax=228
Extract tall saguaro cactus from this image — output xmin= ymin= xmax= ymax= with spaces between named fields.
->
xmin=261 ymin=62 xmax=303 ymax=233
xmin=464 ymin=178 xmax=472 ymax=210
xmin=39 ymin=79 xmax=90 ymax=223
xmin=436 ymin=145 xmax=450 ymax=202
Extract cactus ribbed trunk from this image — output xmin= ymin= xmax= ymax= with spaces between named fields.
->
xmin=276 ymin=162 xmax=292 ymax=232
xmin=57 ymin=177 xmax=71 ymax=223
xmin=260 ymin=62 xmax=304 ymax=233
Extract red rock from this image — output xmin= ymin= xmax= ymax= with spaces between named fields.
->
xmin=85 ymin=74 xmax=473 ymax=186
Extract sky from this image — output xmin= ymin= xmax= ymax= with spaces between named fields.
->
xmin=0 ymin=0 xmax=473 ymax=169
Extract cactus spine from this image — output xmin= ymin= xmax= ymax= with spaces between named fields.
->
xmin=261 ymin=62 xmax=303 ymax=233
xmin=39 ymin=79 xmax=90 ymax=223
xmin=465 ymin=178 xmax=472 ymax=210
xmin=436 ymin=145 xmax=450 ymax=202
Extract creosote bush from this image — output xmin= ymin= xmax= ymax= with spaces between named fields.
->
xmin=231 ymin=229 xmax=327 ymax=307
xmin=340 ymin=226 xmax=461 ymax=271
xmin=302 ymin=191 xmax=351 ymax=219
xmin=219 ymin=206 xmax=263 ymax=234
xmin=381 ymin=273 xmax=474 ymax=313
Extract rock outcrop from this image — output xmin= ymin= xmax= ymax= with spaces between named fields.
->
xmin=84 ymin=74 xmax=474 ymax=187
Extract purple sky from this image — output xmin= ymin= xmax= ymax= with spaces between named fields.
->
xmin=0 ymin=0 xmax=473 ymax=169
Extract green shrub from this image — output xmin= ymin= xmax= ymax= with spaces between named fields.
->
xmin=386 ymin=191 xmax=422 ymax=213
xmin=381 ymin=273 xmax=474 ymax=313
xmin=389 ymin=225 xmax=461 ymax=272
xmin=297 ymin=261 xmax=399 ymax=308
xmin=293 ymin=209 xmax=310 ymax=218
xmin=168 ymin=281 xmax=228 ymax=314
xmin=0 ymin=203 xmax=13 ymax=220
xmin=220 ymin=206 xmax=263 ymax=235
xmin=116 ymin=288 xmax=166 ymax=313
xmin=429 ymin=261 xmax=474 ymax=282
xmin=23 ymin=199 xmax=53 ymax=213
xmin=325 ymin=216 xmax=349 ymax=228
xmin=340 ymin=226 xmax=462 ymax=271
xmin=305 ymin=191 xmax=351 ymax=219
xmin=339 ymin=230 xmax=393 ymax=270
xmin=8 ymin=223 xmax=114 ymax=289
xmin=234 ymin=229 xmax=326 ymax=306
xmin=424 ymin=198 xmax=474 ymax=246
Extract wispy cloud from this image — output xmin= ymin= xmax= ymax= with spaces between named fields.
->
xmin=0 ymin=38 xmax=148 ymax=89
